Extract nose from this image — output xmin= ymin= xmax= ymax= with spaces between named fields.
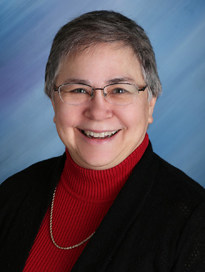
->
xmin=83 ymin=89 xmax=113 ymax=120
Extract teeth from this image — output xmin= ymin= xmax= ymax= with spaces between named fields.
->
xmin=83 ymin=130 xmax=118 ymax=138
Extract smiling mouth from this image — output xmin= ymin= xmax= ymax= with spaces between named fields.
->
xmin=80 ymin=130 xmax=119 ymax=139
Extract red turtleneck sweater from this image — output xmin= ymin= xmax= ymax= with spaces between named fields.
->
xmin=23 ymin=134 xmax=149 ymax=271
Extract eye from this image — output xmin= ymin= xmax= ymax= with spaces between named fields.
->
xmin=111 ymin=88 xmax=128 ymax=94
xmin=71 ymin=88 xmax=88 ymax=94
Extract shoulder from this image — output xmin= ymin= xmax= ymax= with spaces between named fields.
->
xmin=147 ymin=151 xmax=205 ymax=225
xmin=0 ymin=154 xmax=66 ymax=203
xmin=141 ymin=143 xmax=205 ymax=201
xmin=153 ymin=152 xmax=205 ymax=199
xmin=138 ymin=144 xmax=205 ymax=223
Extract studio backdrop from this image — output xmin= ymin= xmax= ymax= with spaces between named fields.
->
xmin=0 ymin=0 xmax=205 ymax=186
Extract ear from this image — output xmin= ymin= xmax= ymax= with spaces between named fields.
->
xmin=51 ymin=98 xmax=56 ymax=124
xmin=148 ymin=96 xmax=157 ymax=124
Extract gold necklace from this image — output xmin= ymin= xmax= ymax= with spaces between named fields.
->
xmin=49 ymin=187 xmax=95 ymax=250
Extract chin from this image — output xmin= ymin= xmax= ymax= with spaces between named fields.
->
xmin=77 ymin=153 xmax=118 ymax=170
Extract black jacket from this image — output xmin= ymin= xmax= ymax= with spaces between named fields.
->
xmin=1 ymin=143 xmax=205 ymax=272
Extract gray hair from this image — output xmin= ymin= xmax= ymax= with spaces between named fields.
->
xmin=45 ymin=10 xmax=162 ymax=98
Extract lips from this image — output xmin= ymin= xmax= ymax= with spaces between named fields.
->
xmin=80 ymin=129 xmax=119 ymax=139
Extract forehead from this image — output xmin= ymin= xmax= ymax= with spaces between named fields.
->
xmin=68 ymin=42 xmax=138 ymax=62
xmin=55 ymin=42 xmax=144 ymax=85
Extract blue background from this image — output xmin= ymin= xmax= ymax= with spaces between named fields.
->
xmin=1 ymin=0 xmax=205 ymax=186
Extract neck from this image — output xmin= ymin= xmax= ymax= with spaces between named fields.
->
xmin=61 ymin=133 xmax=149 ymax=201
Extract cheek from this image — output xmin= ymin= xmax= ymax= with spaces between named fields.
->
xmin=54 ymin=106 xmax=76 ymax=132
xmin=119 ymin=102 xmax=149 ymax=129
xmin=53 ymin=107 xmax=79 ymax=148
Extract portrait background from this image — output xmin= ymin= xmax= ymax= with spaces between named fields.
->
xmin=1 ymin=0 xmax=205 ymax=186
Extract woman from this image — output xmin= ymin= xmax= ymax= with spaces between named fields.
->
xmin=1 ymin=10 xmax=205 ymax=272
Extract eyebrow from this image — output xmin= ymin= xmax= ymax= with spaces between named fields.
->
xmin=61 ymin=77 xmax=136 ymax=85
xmin=62 ymin=78 xmax=90 ymax=85
xmin=106 ymin=77 xmax=135 ymax=84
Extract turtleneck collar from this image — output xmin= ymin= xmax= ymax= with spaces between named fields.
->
xmin=61 ymin=133 xmax=149 ymax=202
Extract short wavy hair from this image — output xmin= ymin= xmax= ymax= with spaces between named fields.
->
xmin=45 ymin=10 xmax=162 ymax=98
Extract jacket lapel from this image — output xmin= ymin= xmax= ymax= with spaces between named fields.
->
xmin=72 ymin=143 xmax=158 ymax=271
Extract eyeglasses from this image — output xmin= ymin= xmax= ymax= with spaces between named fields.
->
xmin=54 ymin=82 xmax=147 ymax=106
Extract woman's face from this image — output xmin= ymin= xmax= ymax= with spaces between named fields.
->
xmin=52 ymin=43 xmax=156 ymax=169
